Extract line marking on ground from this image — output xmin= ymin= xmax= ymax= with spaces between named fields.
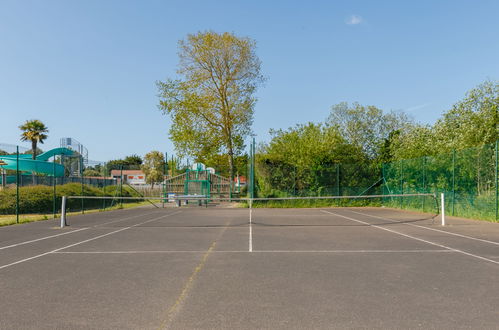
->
xmin=349 ymin=210 xmax=499 ymax=246
xmin=158 ymin=214 xmax=232 ymax=330
xmin=321 ymin=210 xmax=499 ymax=265
xmin=92 ymin=210 xmax=164 ymax=227
xmin=0 ymin=228 xmax=89 ymax=250
xmin=54 ymin=249 xmax=452 ymax=254
xmin=0 ymin=211 xmax=182 ymax=271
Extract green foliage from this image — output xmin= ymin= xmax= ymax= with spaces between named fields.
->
xmin=432 ymin=80 xmax=499 ymax=152
xmin=0 ymin=183 xmax=143 ymax=215
xmin=19 ymin=119 xmax=49 ymax=160
xmin=123 ymin=154 xmax=143 ymax=165
xmin=141 ymin=151 xmax=165 ymax=188
xmin=83 ymin=169 xmax=102 ymax=177
xmin=255 ymin=122 xmax=378 ymax=197
xmin=157 ymin=31 xmax=265 ymax=179
xmin=106 ymin=154 xmax=143 ymax=171
xmin=327 ymin=102 xmax=413 ymax=161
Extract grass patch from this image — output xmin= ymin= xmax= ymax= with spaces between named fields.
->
xmin=0 ymin=200 xmax=155 ymax=227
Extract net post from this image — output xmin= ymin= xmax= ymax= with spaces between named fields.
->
xmin=441 ymin=193 xmax=445 ymax=226
xmin=60 ymin=196 xmax=67 ymax=228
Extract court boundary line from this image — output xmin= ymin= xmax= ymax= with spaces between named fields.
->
xmin=0 ymin=209 xmax=164 ymax=251
xmin=0 ymin=228 xmax=89 ymax=250
xmin=53 ymin=249 xmax=453 ymax=254
xmin=0 ymin=211 xmax=182 ymax=271
xmin=321 ymin=210 xmax=499 ymax=265
xmin=348 ymin=210 xmax=499 ymax=246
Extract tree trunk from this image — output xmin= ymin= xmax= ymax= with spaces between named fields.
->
xmin=31 ymin=140 xmax=37 ymax=160
xmin=31 ymin=140 xmax=37 ymax=185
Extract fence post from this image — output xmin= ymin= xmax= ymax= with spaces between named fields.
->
xmin=496 ymin=141 xmax=498 ymax=221
xmin=53 ymin=158 xmax=56 ymax=219
xmin=16 ymin=146 xmax=19 ymax=224
xmin=120 ymin=165 xmax=123 ymax=208
xmin=441 ymin=193 xmax=445 ymax=226
xmin=80 ymin=155 xmax=84 ymax=214
xmin=452 ymin=149 xmax=455 ymax=216
xmin=422 ymin=156 xmax=426 ymax=211
xmin=336 ymin=163 xmax=340 ymax=196
xmin=399 ymin=160 xmax=403 ymax=208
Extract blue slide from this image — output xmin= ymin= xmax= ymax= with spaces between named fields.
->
xmin=0 ymin=147 xmax=74 ymax=177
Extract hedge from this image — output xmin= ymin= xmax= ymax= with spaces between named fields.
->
xmin=0 ymin=184 xmax=141 ymax=215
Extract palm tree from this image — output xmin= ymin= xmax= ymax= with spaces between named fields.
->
xmin=19 ymin=120 xmax=49 ymax=160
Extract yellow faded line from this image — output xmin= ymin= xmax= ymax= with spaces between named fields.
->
xmin=158 ymin=218 xmax=232 ymax=330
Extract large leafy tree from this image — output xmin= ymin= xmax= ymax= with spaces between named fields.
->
xmin=432 ymin=80 xmax=499 ymax=151
xmin=19 ymin=120 xmax=49 ymax=160
xmin=141 ymin=151 xmax=165 ymax=188
xmin=157 ymin=31 xmax=265 ymax=180
xmin=327 ymin=102 xmax=413 ymax=162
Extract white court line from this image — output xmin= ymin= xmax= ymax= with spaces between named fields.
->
xmin=349 ymin=210 xmax=499 ymax=246
xmin=92 ymin=210 xmax=162 ymax=227
xmin=0 ymin=210 xmax=163 ymax=251
xmin=249 ymin=207 xmax=253 ymax=252
xmin=0 ymin=228 xmax=89 ymax=250
xmin=0 ymin=211 xmax=182 ymax=271
xmin=321 ymin=210 xmax=499 ymax=265
xmin=53 ymin=249 xmax=452 ymax=254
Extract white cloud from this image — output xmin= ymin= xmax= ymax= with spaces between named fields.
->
xmin=346 ymin=15 xmax=363 ymax=25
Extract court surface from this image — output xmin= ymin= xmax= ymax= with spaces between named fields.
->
xmin=1 ymin=206 xmax=498 ymax=329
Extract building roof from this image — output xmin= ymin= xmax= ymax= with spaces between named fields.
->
xmin=110 ymin=169 xmax=144 ymax=176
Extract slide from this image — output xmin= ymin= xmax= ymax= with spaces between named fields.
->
xmin=0 ymin=147 xmax=74 ymax=177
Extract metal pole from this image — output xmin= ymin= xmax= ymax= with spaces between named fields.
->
xmin=53 ymin=157 xmax=56 ymax=219
xmin=120 ymin=165 xmax=123 ymax=208
xmin=441 ymin=193 xmax=445 ymax=226
xmin=163 ymin=152 xmax=167 ymax=208
xmin=496 ymin=141 xmax=498 ymax=221
xmin=16 ymin=146 xmax=19 ymax=224
xmin=452 ymin=149 xmax=455 ymax=216
xmin=60 ymin=196 xmax=67 ymax=228
xmin=80 ymin=155 xmax=84 ymax=214
xmin=422 ymin=156 xmax=426 ymax=211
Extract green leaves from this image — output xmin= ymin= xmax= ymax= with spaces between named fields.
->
xmin=19 ymin=119 xmax=49 ymax=160
xmin=157 ymin=31 xmax=264 ymax=178
xmin=141 ymin=151 xmax=165 ymax=188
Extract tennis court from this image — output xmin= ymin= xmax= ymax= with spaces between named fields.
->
xmin=1 ymin=202 xmax=498 ymax=329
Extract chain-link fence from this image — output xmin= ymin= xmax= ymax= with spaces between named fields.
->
xmin=383 ymin=143 xmax=498 ymax=221
xmin=2 ymin=140 xmax=498 ymax=225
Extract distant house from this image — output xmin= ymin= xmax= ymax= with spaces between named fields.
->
xmin=110 ymin=169 xmax=146 ymax=185
xmin=234 ymin=175 xmax=247 ymax=188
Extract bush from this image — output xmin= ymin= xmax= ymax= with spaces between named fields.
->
xmin=0 ymin=183 xmax=144 ymax=215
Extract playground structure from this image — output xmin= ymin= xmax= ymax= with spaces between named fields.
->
xmin=0 ymin=138 xmax=111 ymax=187
xmin=164 ymin=163 xmax=237 ymax=198
xmin=0 ymin=147 xmax=74 ymax=185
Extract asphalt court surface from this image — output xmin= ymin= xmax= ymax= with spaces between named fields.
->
xmin=0 ymin=206 xmax=498 ymax=329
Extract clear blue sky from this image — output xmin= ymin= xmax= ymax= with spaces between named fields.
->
xmin=1 ymin=0 xmax=498 ymax=161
